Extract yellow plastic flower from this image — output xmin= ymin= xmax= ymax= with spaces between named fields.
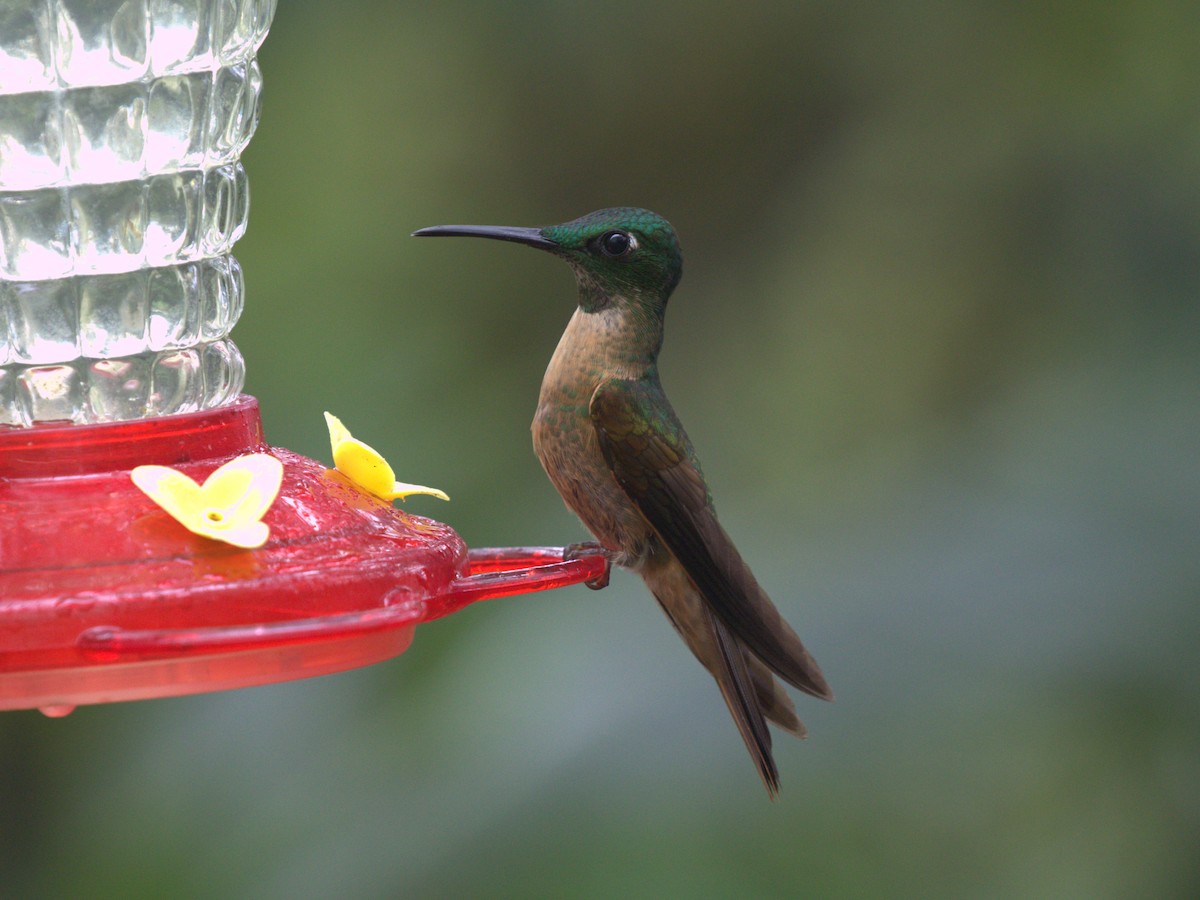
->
xmin=324 ymin=411 xmax=449 ymax=502
xmin=130 ymin=453 xmax=284 ymax=549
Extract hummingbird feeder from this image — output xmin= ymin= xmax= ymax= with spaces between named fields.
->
xmin=0 ymin=0 xmax=606 ymax=715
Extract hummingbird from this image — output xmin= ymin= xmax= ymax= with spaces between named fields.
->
xmin=413 ymin=208 xmax=832 ymax=795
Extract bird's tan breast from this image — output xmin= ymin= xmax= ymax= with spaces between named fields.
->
xmin=532 ymin=309 xmax=652 ymax=555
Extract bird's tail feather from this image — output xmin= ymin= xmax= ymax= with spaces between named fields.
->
xmin=646 ymin=562 xmax=796 ymax=797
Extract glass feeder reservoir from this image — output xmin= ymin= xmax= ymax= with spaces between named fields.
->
xmin=0 ymin=0 xmax=259 ymax=423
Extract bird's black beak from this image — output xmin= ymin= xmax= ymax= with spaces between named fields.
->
xmin=411 ymin=224 xmax=558 ymax=250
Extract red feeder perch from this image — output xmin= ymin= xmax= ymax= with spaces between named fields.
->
xmin=0 ymin=396 xmax=607 ymax=715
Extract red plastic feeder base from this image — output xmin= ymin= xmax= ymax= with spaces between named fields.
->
xmin=0 ymin=396 xmax=606 ymax=714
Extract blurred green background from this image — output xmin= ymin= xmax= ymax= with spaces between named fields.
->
xmin=4 ymin=1 xmax=1200 ymax=896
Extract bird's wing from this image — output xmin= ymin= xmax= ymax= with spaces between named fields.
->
xmin=590 ymin=377 xmax=832 ymax=701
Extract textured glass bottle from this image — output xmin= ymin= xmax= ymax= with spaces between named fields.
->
xmin=0 ymin=0 xmax=275 ymax=425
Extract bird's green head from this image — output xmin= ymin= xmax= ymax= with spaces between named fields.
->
xmin=413 ymin=207 xmax=683 ymax=315
xmin=539 ymin=208 xmax=683 ymax=310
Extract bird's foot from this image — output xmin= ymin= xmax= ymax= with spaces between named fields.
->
xmin=564 ymin=541 xmax=614 ymax=590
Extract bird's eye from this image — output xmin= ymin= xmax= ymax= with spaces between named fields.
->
xmin=599 ymin=229 xmax=636 ymax=258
